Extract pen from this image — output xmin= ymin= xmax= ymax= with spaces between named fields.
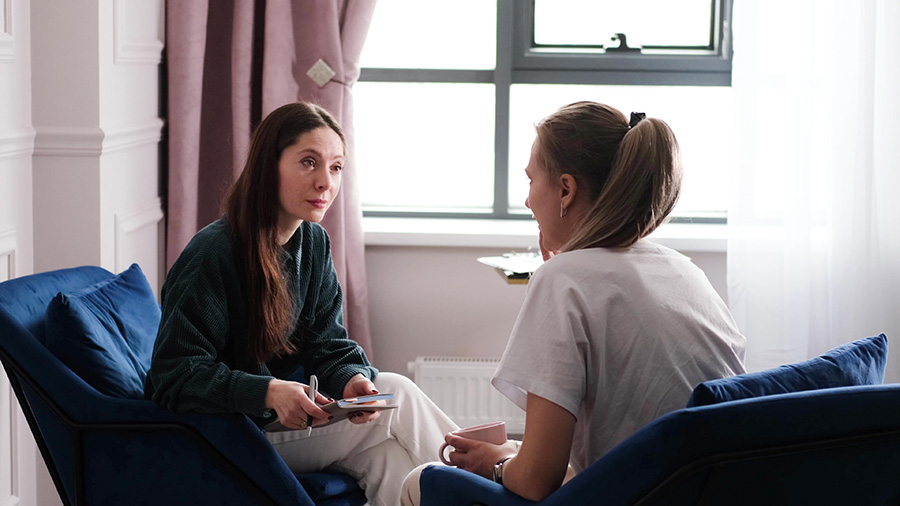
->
xmin=306 ymin=375 xmax=317 ymax=437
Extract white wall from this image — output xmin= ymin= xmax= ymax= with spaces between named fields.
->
xmin=31 ymin=0 xmax=165 ymax=293
xmin=0 ymin=0 xmax=34 ymax=279
xmin=0 ymin=0 xmax=38 ymax=503
xmin=0 ymin=1 xmax=165 ymax=504
xmin=366 ymin=245 xmax=727 ymax=376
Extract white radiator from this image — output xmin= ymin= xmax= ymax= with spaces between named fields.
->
xmin=409 ymin=356 xmax=526 ymax=436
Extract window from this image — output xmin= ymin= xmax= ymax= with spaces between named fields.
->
xmin=522 ymin=0 xmax=732 ymax=83
xmin=534 ymin=0 xmax=714 ymax=48
xmin=356 ymin=0 xmax=733 ymax=223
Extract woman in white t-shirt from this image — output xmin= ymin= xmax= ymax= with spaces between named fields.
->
xmin=402 ymin=101 xmax=746 ymax=504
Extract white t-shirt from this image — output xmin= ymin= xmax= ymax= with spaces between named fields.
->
xmin=492 ymin=240 xmax=746 ymax=472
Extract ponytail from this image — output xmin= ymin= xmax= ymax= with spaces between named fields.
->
xmin=563 ymin=117 xmax=682 ymax=251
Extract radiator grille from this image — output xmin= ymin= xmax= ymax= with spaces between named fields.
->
xmin=409 ymin=356 xmax=526 ymax=436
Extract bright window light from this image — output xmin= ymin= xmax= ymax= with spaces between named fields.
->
xmin=360 ymin=0 xmax=496 ymax=70
xmin=508 ymin=84 xmax=732 ymax=218
xmin=356 ymin=0 xmax=731 ymax=220
xmin=534 ymin=0 xmax=713 ymax=48
xmin=355 ymin=82 xmax=496 ymax=211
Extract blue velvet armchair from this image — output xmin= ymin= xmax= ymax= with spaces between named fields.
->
xmin=0 ymin=266 xmax=365 ymax=506
xmin=421 ymin=335 xmax=900 ymax=506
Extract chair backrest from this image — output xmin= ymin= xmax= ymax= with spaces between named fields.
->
xmin=0 ymin=266 xmax=112 ymax=344
xmin=0 ymin=266 xmax=118 ymax=505
xmin=0 ymin=266 xmax=350 ymax=506
xmin=552 ymin=383 xmax=900 ymax=506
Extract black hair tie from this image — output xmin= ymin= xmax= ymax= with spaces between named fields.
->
xmin=629 ymin=112 xmax=646 ymax=128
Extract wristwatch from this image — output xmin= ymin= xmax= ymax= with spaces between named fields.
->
xmin=492 ymin=456 xmax=513 ymax=485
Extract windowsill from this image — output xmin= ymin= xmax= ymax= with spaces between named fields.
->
xmin=363 ymin=217 xmax=726 ymax=253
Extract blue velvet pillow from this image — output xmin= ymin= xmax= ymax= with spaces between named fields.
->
xmin=44 ymin=264 xmax=161 ymax=399
xmin=687 ymin=333 xmax=888 ymax=407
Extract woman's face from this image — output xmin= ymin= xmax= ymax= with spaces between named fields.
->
xmin=277 ymin=126 xmax=344 ymax=236
xmin=525 ymin=137 xmax=570 ymax=252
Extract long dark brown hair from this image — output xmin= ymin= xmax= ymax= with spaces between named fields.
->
xmin=224 ymin=102 xmax=345 ymax=363
xmin=535 ymin=101 xmax=682 ymax=251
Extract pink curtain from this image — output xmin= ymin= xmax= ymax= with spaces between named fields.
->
xmin=166 ymin=0 xmax=376 ymax=358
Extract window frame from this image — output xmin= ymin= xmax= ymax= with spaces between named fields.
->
xmin=520 ymin=0 xmax=734 ymax=86
xmin=358 ymin=0 xmax=732 ymax=225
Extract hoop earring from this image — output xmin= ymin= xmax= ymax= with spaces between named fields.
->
xmin=560 ymin=202 xmax=568 ymax=218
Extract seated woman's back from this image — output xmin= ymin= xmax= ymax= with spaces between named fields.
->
xmin=493 ymin=240 xmax=745 ymax=472
xmin=407 ymin=103 xmax=748 ymax=504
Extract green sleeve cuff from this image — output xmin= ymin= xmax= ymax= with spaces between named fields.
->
xmin=232 ymin=373 xmax=275 ymax=417
xmin=328 ymin=365 xmax=379 ymax=398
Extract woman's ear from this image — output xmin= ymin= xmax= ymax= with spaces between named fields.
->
xmin=558 ymin=174 xmax=578 ymax=208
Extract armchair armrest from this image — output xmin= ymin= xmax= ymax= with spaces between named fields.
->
xmin=12 ymin=362 xmax=312 ymax=505
xmin=107 ymin=401 xmax=308 ymax=497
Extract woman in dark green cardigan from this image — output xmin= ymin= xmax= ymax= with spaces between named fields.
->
xmin=147 ymin=102 xmax=457 ymax=506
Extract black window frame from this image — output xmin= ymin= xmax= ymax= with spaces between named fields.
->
xmin=358 ymin=0 xmax=733 ymax=224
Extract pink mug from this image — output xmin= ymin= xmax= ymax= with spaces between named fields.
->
xmin=439 ymin=421 xmax=507 ymax=465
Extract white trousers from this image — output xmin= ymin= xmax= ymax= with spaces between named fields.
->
xmin=266 ymin=372 xmax=458 ymax=506
xmin=400 ymin=462 xmax=444 ymax=506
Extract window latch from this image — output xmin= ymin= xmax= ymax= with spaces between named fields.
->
xmin=606 ymin=33 xmax=641 ymax=53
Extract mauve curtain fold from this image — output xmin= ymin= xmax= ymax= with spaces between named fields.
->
xmin=165 ymin=0 xmax=375 ymax=358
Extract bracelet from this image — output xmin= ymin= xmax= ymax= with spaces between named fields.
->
xmin=492 ymin=456 xmax=513 ymax=485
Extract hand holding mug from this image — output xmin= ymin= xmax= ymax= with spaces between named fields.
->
xmin=439 ymin=421 xmax=507 ymax=465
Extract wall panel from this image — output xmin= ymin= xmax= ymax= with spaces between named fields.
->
xmin=115 ymin=198 xmax=164 ymax=297
xmin=0 ymin=228 xmax=18 ymax=506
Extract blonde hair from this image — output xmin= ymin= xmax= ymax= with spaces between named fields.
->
xmin=535 ymin=101 xmax=682 ymax=251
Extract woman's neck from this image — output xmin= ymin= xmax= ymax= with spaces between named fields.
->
xmin=277 ymin=221 xmax=302 ymax=246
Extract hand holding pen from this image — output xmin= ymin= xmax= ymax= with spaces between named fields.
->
xmin=264 ymin=375 xmax=332 ymax=431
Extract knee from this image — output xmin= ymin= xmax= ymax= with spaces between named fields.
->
xmin=400 ymin=462 xmax=434 ymax=506
xmin=374 ymin=372 xmax=419 ymax=396
xmin=402 ymin=462 xmax=430 ymax=489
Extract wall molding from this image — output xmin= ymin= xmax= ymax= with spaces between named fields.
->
xmin=0 ymin=0 xmax=14 ymax=62
xmin=0 ymin=231 xmax=20 ymax=499
xmin=33 ymin=120 xmax=163 ymax=157
xmin=0 ymin=130 xmax=34 ymax=160
xmin=103 ymin=118 xmax=164 ymax=154
xmin=32 ymin=126 xmax=104 ymax=157
xmin=113 ymin=0 xmax=163 ymax=65
xmin=0 ymin=227 xmax=17 ymax=281
xmin=115 ymin=198 xmax=163 ymax=272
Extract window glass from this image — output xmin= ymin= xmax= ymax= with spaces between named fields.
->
xmin=534 ymin=0 xmax=714 ymax=49
xmin=355 ymin=82 xmax=496 ymax=211
xmin=356 ymin=1 xmax=731 ymax=220
xmin=360 ymin=0 xmax=497 ymax=70
xmin=508 ymin=84 xmax=732 ymax=217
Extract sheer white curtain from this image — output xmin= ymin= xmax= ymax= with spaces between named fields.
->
xmin=727 ymin=0 xmax=900 ymax=380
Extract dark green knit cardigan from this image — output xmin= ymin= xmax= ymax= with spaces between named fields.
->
xmin=146 ymin=219 xmax=376 ymax=426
